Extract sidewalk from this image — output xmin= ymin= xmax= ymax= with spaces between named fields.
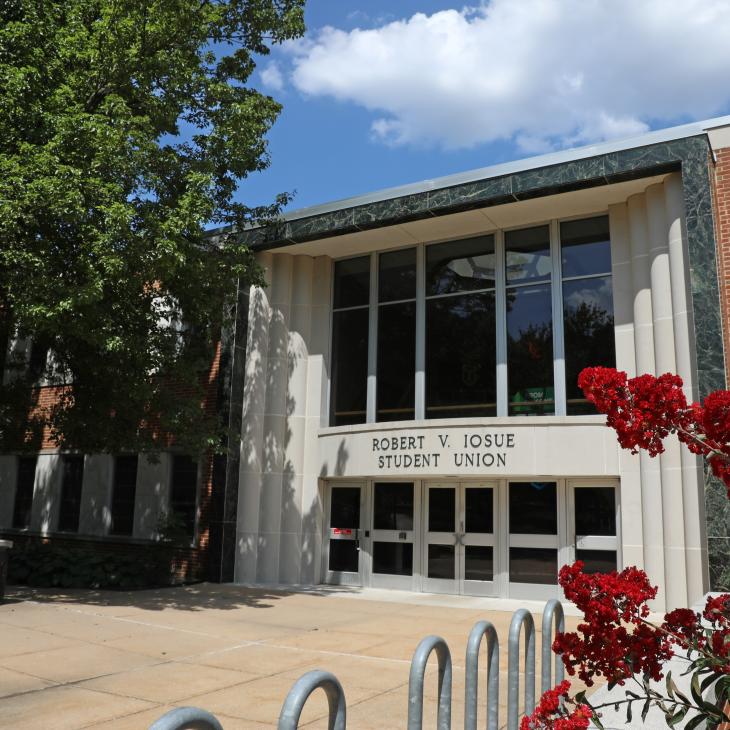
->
xmin=0 ymin=583 xmax=584 ymax=729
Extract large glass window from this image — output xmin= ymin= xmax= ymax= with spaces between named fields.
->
xmin=377 ymin=249 xmax=416 ymax=421
xmin=426 ymin=236 xmax=496 ymax=417
xmin=561 ymin=216 xmax=615 ymax=414
xmin=506 ymin=226 xmax=554 ymax=415
xmin=329 ymin=216 xmax=613 ymax=423
xmin=58 ymin=455 xmax=84 ymax=532
xmin=331 ymin=256 xmax=370 ymax=426
xmin=111 ymin=455 xmax=138 ymax=536
xmin=12 ymin=456 xmax=37 ymax=529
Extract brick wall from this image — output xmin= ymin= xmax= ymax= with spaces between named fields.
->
xmin=4 ymin=340 xmax=223 ymax=582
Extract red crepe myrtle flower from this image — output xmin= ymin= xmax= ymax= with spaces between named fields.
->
xmin=520 ymin=680 xmax=593 ymax=730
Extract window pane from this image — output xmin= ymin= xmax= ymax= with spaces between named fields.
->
xmin=373 ymin=542 xmax=413 ymax=576
xmin=111 ymin=455 xmax=138 ymax=536
xmin=465 ymin=546 xmax=493 ymax=581
xmin=428 ymin=488 xmax=455 ymax=532
xmin=373 ymin=482 xmax=414 ymax=530
xmin=563 ymin=276 xmax=615 ymax=414
xmin=575 ymin=487 xmax=616 ymax=536
xmin=576 ymin=549 xmax=617 ymax=574
xmin=379 ymin=248 xmax=416 ymax=302
xmin=505 ymin=226 xmax=551 ymax=283
xmin=509 ymin=482 xmax=557 ymax=534
xmin=330 ymin=487 xmax=360 ymax=529
xmin=509 ymin=547 xmax=558 ymax=584
xmin=331 ymin=308 xmax=368 ymax=425
xmin=329 ymin=540 xmax=359 ymax=572
xmin=333 ymin=256 xmax=370 ymax=309
xmin=426 ymin=236 xmax=496 ymax=295
xmin=377 ymin=301 xmax=415 ymax=421
xmin=426 ymin=291 xmax=496 ymax=418
xmin=171 ymin=455 xmax=197 ymax=539
xmin=12 ymin=456 xmax=37 ymax=529
xmin=465 ymin=488 xmax=493 ymax=533
xmin=58 ymin=455 xmax=84 ymax=532
xmin=561 ymin=216 xmax=611 ymax=278
xmin=507 ymin=284 xmax=554 ymax=415
xmin=428 ymin=544 xmax=455 ymax=579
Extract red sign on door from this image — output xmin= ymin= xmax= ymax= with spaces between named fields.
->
xmin=332 ymin=528 xmax=352 ymax=536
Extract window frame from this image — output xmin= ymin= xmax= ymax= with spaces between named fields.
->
xmin=328 ymin=212 xmax=613 ymax=425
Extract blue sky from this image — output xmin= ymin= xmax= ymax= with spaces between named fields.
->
xmin=234 ymin=0 xmax=730 ymax=214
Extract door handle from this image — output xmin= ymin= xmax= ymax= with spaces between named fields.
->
xmin=453 ymin=533 xmax=464 ymax=546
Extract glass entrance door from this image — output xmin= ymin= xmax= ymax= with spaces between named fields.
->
xmin=325 ymin=483 xmax=367 ymax=586
xmin=567 ymin=481 xmax=619 ymax=573
xmin=422 ymin=483 xmax=496 ymax=595
xmin=508 ymin=481 xmax=561 ymax=599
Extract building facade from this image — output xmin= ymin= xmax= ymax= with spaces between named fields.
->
xmin=3 ymin=117 xmax=730 ymax=609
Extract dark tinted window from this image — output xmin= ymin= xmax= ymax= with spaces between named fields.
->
xmin=505 ymin=226 xmax=551 ymax=283
xmin=465 ymin=488 xmax=493 ymax=533
xmin=111 ymin=455 xmax=138 ymax=536
xmin=509 ymin=482 xmax=557 ymax=534
xmin=330 ymin=487 xmax=360 ymax=529
xmin=575 ymin=487 xmax=616 ymax=536
xmin=373 ymin=482 xmax=414 ymax=530
xmin=333 ymin=256 xmax=370 ymax=308
xmin=373 ymin=542 xmax=413 ymax=576
xmin=426 ymin=291 xmax=496 ymax=417
xmin=509 ymin=548 xmax=558 ymax=584
xmin=379 ymin=248 xmax=416 ymax=302
xmin=171 ymin=456 xmax=198 ymax=540
xmin=12 ymin=456 xmax=37 ymax=529
xmin=465 ymin=546 xmax=493 ymax=581
xmin=507 ymin=284 xmax=554 ymax=415
xmin=331 ymin=308 xmax=368 ymax=425
xmin=576 ymin=549 xmax=617 ymax=574
xmin=329 ymin=541 xmax=359 ymax=572
xmin=426 ymin=236 xmax=495 ymax=295
xmin=561 ymin=216 xmax=611 ymax=277
xmin=58 ymin=455 xmax=84 ymax=532
xmin=377 ymin=302 xmax=415 ymax=421
xmin=428 ymin=488 xmax=455 ymax=532
xmin=428 ymin=544 xmax=455 ymax=579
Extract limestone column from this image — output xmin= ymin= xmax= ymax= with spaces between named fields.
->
xmin=627 ymin=193 xmax=666 ymax=608
xmin=647 ymin=183 xmax=687 ymax=609
xmin=235 ymin=251 xmax=273 ymax=582
xmin=609 ymin=203 xmax=644 ymax=570
xmin=665 ymin=173 xmax=709 ymax=603
xmin=30 ymin=453 xmax=62 ymax=533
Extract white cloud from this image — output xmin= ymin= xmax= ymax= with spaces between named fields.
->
xmin=260 ymin=61 xmax=284 ymax=92
xmin=283 ymin=0 xmax=730 ymax=151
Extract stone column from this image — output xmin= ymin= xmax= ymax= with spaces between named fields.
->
xmin=30 ymin=453 xmax=62 ymax=533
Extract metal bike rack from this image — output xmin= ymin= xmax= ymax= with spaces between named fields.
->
xmin=148 ymin=600 xmax=565 ymax=730
xmin=277 ymin=669 xmax=347 ymax=730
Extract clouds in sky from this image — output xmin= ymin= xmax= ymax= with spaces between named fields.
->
xmin=273 ymin=0 xmax=730 ymax=152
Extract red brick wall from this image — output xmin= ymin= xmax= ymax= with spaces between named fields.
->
xmin=712 ymin=147 xmax=730 ymax=380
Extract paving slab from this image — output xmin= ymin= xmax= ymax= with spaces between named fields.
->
xmin=0 ymin=583 xmax=588 ymax=729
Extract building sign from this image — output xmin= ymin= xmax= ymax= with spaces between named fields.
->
xmin=371 ymin=431 xmax=516 ymax=470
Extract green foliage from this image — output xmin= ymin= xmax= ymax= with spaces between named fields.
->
xmin=8 ymin=540 xmax=180 ymax=589
xmin=0 ymin=0 xmax=305 ymax=455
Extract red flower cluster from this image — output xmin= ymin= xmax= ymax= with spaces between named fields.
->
xmin=520 ymin=680 xmax=592 ymax=730
xmin=554 ymin=562 xmax=671 ymax=685
xmin=578 ymin=367 xmax=730 ymax=497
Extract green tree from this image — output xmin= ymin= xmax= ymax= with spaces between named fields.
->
xmin=0 ymin=0 xmax=304 ymax=454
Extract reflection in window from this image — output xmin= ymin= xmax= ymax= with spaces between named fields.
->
xmin=427 ymin=292 xmax=496 ymax=417
xmin=377 ymin=302 xmax=415 ymax=421
xmin=331 ymin=308 xmax=368 ymax=425
xmin=561 ymin=216 xmax=615 ymax=414
xmin=509 ymin=547 xmax=558 ymax=584
xmin=576 ymin=549 xmax=617 ymax=574
xmin=333 ymin=256 xmax=370 ymax=308
xmin=465 ymin=546 xmax=493 ymax=581
xmin=111 ymin=455 xmax=138 ymax=536
xmin=171 ymin=455 xmax=198 ymax=540
xmin=426 ymin=235 xmax=495 ymax=295
xmin=507 ymin=284 xmax=554 ymax=415
xmin=575 ymin=487 xmax=616 ymax=535
xmin=373 ymin=542 xmax=413 ymax=575
xmin=506 ymin=226 xmax=551 ymax=283
xmin=379 ymin=248 xmax=416 ymax=302
xmin=428 ymin=544 xmax=455 ymax=579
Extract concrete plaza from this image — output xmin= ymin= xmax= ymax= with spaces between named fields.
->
xmin=0 ymin=584 xmax=586 ymax=729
